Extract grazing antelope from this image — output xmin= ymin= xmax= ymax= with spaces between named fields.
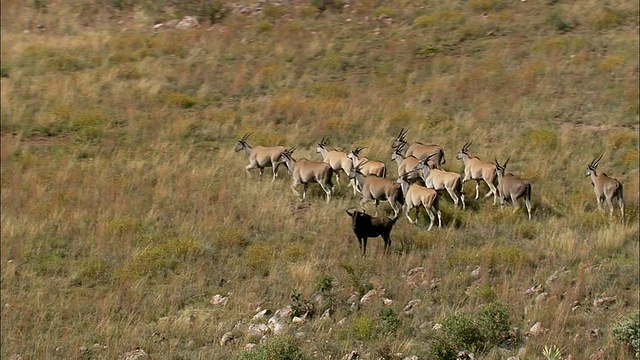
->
xmin=391 ymin=144 xmax=435 ymax=181
xmin=414 ymin=156 xmax=466 ymax=209
xmin=456 ymin=142 xmax=499 ymax=204
xmin=584 ymin=154 xmax=624 ymax=222
xmin=346 ymin=208 xmax=399 ymax=257
xmin=279 ymin=148 xmax=334 ymax=202
xmin=346 ymin=147 xmax=387 ymax=195
xmin=396 ymin=171 xmax=442 ymax=230
xmin=316 ymin=137 xmax=352 ymax=186
xmin=391 ymin=127 xmax=446 ymax=168
xmin=494 ymin=158 xmax=532 ymax=220
xmin=348 ymin=162 xmax=404 ymax=217
xmin=234 ymin=133 xmax=287 ymax=182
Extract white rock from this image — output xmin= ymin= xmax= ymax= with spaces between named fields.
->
xmin=527 ymin=322 xmax=547 ymax=337
xmin=220 ymin=332 xmax=234 ymax=346
xmin=210 ymin=294 xmax=228 ymax=306
xmin=176 ymin=16 xmax=200 ymax=30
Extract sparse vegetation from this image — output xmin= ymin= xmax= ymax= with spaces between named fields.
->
xmin=1 ymin=0 xmax=638 ymax=358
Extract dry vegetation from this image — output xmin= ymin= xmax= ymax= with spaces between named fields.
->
xmin=1 ymin=0 xmax=638 ymax=359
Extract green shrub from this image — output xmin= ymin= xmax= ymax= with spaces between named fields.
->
xmin=380 ymin=307 xmax=401 ymax=335
xmin=116 ymin=237 xmax=204 ymax=280
xmin=165 ymin=92 xmax=198 ymax=109
xmin=290 ymin=289 xmax=315 ymax=318
xmin=310 ymin=0 xmax=345 ymax=12
xmin=468 ymin=0 xmax=504 ymax=13
xmin=546 ymin=12 xmax=572 ymax=33
xmin=316 ymin=275 xmax=334 ymax=294
xmin=352 ymin=315 xmax=375 ymax=340
xmin=430 ymin=312 xmax=485 ymax=359
xmin=238 ymin=335 xmax=306 ymax=360
xmin=476 ymin=302 xmax=512 ymax=345
xmin=244 ymin=242 xmax=274 ymax=272
xmin=612 ymin=310 xmax=639 ymax=357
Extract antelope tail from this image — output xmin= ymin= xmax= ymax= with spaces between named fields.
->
xmin=525 ymin=181 xmax=532 ymax=203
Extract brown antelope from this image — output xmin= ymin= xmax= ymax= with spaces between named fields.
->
xmin=584 ymin=154 xmax=624 ymax=222
xmin=391 ymin=143 xmax=435 ymax=181
xmin=234 ymin=133 xmax=287 ymax=181
xmin=494 ymin=158 xmax=532 ymax=220
xmin=414 ymin=156 xmax=466 ymax=209
xmin=279 ymin=148 xmax=334 ymax=202
xmin=396 ymin=171 xmax=442 ymax=230
xmin=316 ymin=137 xmax=352 ymax=186
xmin=348 ymin=162 xmax=404 ymax=217
xmin=391 ymin=127 xmax=446 ymax=168
xmin=346 ymin=147 xmax=387 ymax=195
xmin=346 ymin=209 xmax=399 ymax=257
xmin=456 ymin=142 xmax=499 ymax=204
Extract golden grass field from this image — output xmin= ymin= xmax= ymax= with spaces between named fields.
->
xmin=1 ymin=0 xmax=638 ymax=359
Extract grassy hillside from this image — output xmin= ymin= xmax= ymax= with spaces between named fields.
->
xmin=1 ymin=0 xmax=638 ymax=359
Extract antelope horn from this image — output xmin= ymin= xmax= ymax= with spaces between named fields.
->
xmin=503 ymin=156 xmax=510 ymax=168
xmin=356 ymin=159 xmax=370 ymax=169
xmin=592 ymin=153 xmax=603 ymax=167
xmin=463 ymin=141 xmax=472 ymax=151
xmin=241 ymin=133 xmax=251 ymax=141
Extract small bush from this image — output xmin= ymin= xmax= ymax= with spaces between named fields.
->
xmin=380 ymin=307 xmax=401 ymax=335
xmin=414 ymin=11 xmax=463 ymax=30
xmin=430 ymin=313 xmax=485 ymax=359
xmin=612 ymin=310 xmax=639 ymax=356
xmin=238 ymin=335 xmax=306 ymax=360
xmin=310 ymin=0 xmax=345 ymax=12
xmin=476 ymin=302 xmax=512 ymax=345
xmin=520 ymin=128 xmax=558 ymax=151
xmin=165 ymin=92 xmax=198 ymax=109
xmin=70 ymin=258 xmax=112 ymax=286
xmin=588 ymin=7 xmax=623 ymax=30
xmin=546 ymin=12 xmax=572 ymax=33
xmin=244 ymin=242 xmax=274 ymax=272
xmin=352 ymin=315 xmax=375 ymax=340
xmin=468 ymin=0 xmax=504 ymax=13
xmin=116 ymin=237 xmax=204 ymax=280
xmin=316 ymin=275 xmax=334 ymax=294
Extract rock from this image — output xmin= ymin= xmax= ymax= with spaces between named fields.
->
xmin=526 ymin=322 xmax=547 ymax=337
xmin=534 ymin=292 xmax=549 ymax=303
xmin=471 ymin=266 xmax=481 ymax=278
xmin=593 ymin=296 xmax=616 ymax=309
xmin=119 ymin=348 xmax=148 ymax=360
xmin=546 ymin=270 xmax=559 ymax=285
xmin=360 ymin=289 xmax=378 ymax=304
xmin=210 ymin=294 xmax=228 ymax=306
xmin=252 ymin=309 xmax=271 ymax=321
xmin=383 ymin=298 xmax=394 ymax=306
xmin=176 ymin=16 xmax=200 ymax=31
xmin=247 ymin=323 xmax=270 ymax=337
xmin=343 ymin=351 xmax=359 ymax=360
xmin=403 ymin=356 xmax=419 ymax=360
xmin=320 ymin=308 xmax=331 ymax=319
xmin=432 ymin=323 xmax=443 ymax=331
xmin=524 ymin=284 xmax=543 ymax=295
xmin=430 ymin=278 xmax=441 ymax=290
xmin=403 ymin=299 xmax=421 ymax=315
xmin=407 ymin=267 xmax=425 ymax=276
xmin=244 ymin=343 xmax=257 ymax=351
xmin=586 ymin=328 xmax=602 ymax=340
xmin=220 ymin=332 xmax=234 ymax=346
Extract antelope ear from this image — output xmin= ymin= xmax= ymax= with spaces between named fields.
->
xmin=346 ymin=209 xmax=355 ymax=217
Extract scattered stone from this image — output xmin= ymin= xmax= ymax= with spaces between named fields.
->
xmin=471 ymin=266 xmax=481 ymax=278
xmin=593 ymin=296 xmax=616 ymax=309
xmin=403 ymin=356 xmax=419 ymax=360
xmin=320 ymin=308 xmax=331 ymax=319
xmin=586 ymin=328 xmax=602 ymax=340
xmin=337 ymin=317 xmax=348 ymax=326
xmin=343 ymin=351 xmax=360 ymax=360
xmin=526 ymin=322 xmax=547 ymax=337
xmin=176 ymin=16 xmax=200 ymax=31
xmin=383 ymin=298 xmax=394 ymax=306
xmin=430 ymin=278 xmax=441 ymax=290
xmin=252 ymin=308 xmax=271 ymax=321
xmin=571 ymin=301 xmax=581 ymax=312
xmin=294 ymin=331 xmax=306 ymax=339
xmin=403 ymin=299 xmax=421 ymax=315
xmin=360 ymin=289 xmax=378 ymax=304
xmin=457 ymin=350 xmax=475 ymax=359
xmin=244 ymin=343 xmax=257 ymax=351
xmin=433 ymin=323 xmax=443 ymax=331
xmin=292 ymin=315 xmax=306 ymax=324
xmin=534 ymin=292 xmax=549 ymax=303
xmin=119 ymin=348 xmax=148 ymax=360
xmin=210 ymin=294 xmax=229 ymax=306
xmin=524 ymin=284 xmax=543 ymax=295
xmin=407 ymin=267 xmax=425 ymax=277
xmin=220 ymin=332 xmax=234 ymax=346
xmin=546 ymin=270 xmax=559 ymax=285
xmin=247 ymin=323 xmax=270 ymax=337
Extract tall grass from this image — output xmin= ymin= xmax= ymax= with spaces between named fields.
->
xmin=1 ymin=0 xmax=638 ymax=358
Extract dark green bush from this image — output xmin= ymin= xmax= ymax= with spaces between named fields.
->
xmin=613 ymin=310 xmax=639 ymax=357
xmin=477 ymin=302 xmax=512 ymax=345
xmin=237 ymin=335 xmax=306 ymax=360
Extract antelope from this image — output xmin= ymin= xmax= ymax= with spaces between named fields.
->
xmin=346 ymin=208 xmax=399 ymax=257
xmin=584 ymin=154 xmax=624 ymax=222
xmin=494 ymin=158 xmax=532 ymax=220
xmin=234 ymin=133 xmax=287 ymax=182
xmin=279 ymin=148 xmax=334 ymax=202
xmin=414 ymin=156 xmax=466 ymax=209
xmin=456 ymin=142 xmax=499 ymax=204
xmin=346 ymin=147 xmax=387 ymax=195
xmin=396 ymin=171 xmax=442 ymax=230
xmin=316 ymin=137 xmax=352 ymax=186
xmin=391 ymin=127 xmax=446 ymax=168
xmin=391 ymin=144 xmax=435 ymax=181
xmin=348 ymin=162 xmax=404 ymax=217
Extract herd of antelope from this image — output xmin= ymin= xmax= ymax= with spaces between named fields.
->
xmin=234 ymin=128 xmax=625 ymax=229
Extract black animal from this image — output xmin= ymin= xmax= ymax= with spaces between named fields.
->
xmin=346 ymin=209 xmax=399 ymax=257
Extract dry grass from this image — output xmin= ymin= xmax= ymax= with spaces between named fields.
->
xmin=1 ymin=0 xmax=638 ymax=358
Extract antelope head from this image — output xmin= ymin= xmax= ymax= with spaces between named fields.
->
xmin=494 ymin=157 xmax=510 ymax=176
xmin=391 ymin=127 xmax=409 ymax=149
xmin=348 ymin=147 xmax=367 ymax=161
xmin=234 ymin=133 xmax=252 ymax=152
xmin=456 ymin=141 xmax=472 ymax=160
xmin=316 ymin=137 xmax=329 ymax=153
xmin=414 ymin=154 xmax=436 ymax=172
xmin=585 ymin=154 xmax=603 ymax=177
